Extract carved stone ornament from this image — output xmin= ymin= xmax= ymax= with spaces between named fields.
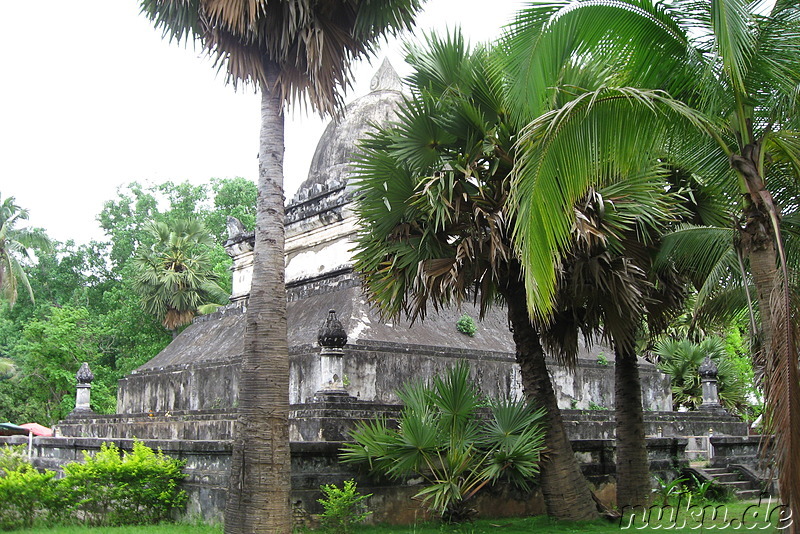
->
xmin=76 ymin=362 xmax=94 ymax=384
xmin=698 ymin=356 xmax=718 ymax=379
xmin=318 ymin=310 xmax=347 ymax=349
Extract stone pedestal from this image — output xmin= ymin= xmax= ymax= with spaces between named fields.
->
xmin=71 ymin=362 xmax=95 ymax=415
xmin=315 ymin=309 xmax=350 ymax=398
xmin=698 ymin=356 xmax=727 ymax=414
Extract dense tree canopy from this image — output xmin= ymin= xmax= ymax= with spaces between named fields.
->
xmin=0 ymin=178 xmax=253 ymax=426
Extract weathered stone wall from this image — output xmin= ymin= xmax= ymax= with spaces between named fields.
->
xmin=118 ymin=338 xmax=672 ymax=418
xmin=1 ymin=435 xmax=709 ymax=525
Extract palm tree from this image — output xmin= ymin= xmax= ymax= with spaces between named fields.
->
xmin=341 ymin=361 xmax=547 ymax=523
xmin=352 ymin=32 xmax=599 ymax=520
xmin=654 ymin=337 xmax=749 ymax=414
xmin=542 ymin=177 xmax=687 ymax=508
xmin=132 ymin=219 xmax=229 ymax=336
xmin=138 ymin=2 xmax=423 ymax=531
xmin=0 ymin=194 xmax=52 ymax=308
xmin=504 ymin=0 xmax=800 ymax=522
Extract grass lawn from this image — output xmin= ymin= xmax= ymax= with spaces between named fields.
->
xmin=329 ymin=499 xmax=785 ymax=533
xmin=10 ymin=500 xmax=785 ymax=533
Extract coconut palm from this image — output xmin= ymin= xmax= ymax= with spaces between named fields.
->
xmin=542 ymin=176 xmax=687 ymax=508
xmin=132 ymin=219 xmax=229 ymax=335
xmin=352 ymin=32 xmax=600 ymax=520
xmin=0 ymin=194 xmax=52 ymax=308
xmin=139 ymin=1 xmax=423 ymax=531
xmin=504 ymin=0 xmax=800 ymax=521
xmin=341 ymin=361 xmax=546 ymax=523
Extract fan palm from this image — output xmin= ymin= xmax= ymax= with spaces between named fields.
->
xmin=353 ymin=32 xmax=600 ymax=520
xmin=132 ymin=219 xmax=229 ymax=335
xmin=654 ymin=337 xmax=749 ymax=414
xmin=504 ymin=0 xmax=800 ymax=521
xmin=341 ymin=361 xmax=546 ymax=523
xmin=139 ymin=1 xmax=422 ymax=531
xmin=0 ymin=194 xmax=52 ymax=308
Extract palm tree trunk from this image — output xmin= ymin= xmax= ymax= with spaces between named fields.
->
xmin=224 ymin=61 xmax=293 ymax=533
xmin=614 ymin=345 xmax=650 ymax=509
xmin=741 ymin=204 xmax=800 ymax=534
xmin=503 ymin=277 xmax=598 ymax=521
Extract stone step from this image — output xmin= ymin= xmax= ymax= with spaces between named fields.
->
xmin=702 ymin=468 xmax=730 ymax=475
xmin=736 ymin=489 xmax=765 ymax=500
xmin=710 ymin=472 xmax=742 ymax=483
xmin=718 ymin=480 xmax=753 ymax=490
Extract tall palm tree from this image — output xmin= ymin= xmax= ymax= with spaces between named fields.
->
xmin=352 ymin=32 xmax=599 ymax=520
xmin=504 ymin=0 xmax=800 ymax=522
xmin=0 ymin=194 xmax=52 ymax=308
xmin=132 ymin=219 xmax=229 ymax=336
xmin=139 ymin=2 xmax=422 ymax=531
xmin=538 ymin=174 xmax=687 ymax=508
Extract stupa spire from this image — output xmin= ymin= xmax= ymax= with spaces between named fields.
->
xmin=370 ymin=58 xmax=402 ymax=92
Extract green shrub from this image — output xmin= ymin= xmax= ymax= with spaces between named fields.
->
xmin=341 ymin=361 xmax=546 ymax=522
xmin=317 ymin=479 xmax=371 ymax=533
xmin=0 ymin=464 xmax=56 ymax=530
xmin=60 ymin=441 xmax=188 ymax=526
xmin=0 ymin=445 xmax=29 ymax=475
xmin=456 ymin=314 xmax=477 ymax=337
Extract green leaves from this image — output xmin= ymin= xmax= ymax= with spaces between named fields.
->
xmin=341 ymin=362 xmax=546 ymax=522
xmin=0 ymin=193 xmax=52 ymax=308
xmin=132 ymin=218 xmax=228 ymax=331
xmin=352 ymin=31 xmax=514 ymax=323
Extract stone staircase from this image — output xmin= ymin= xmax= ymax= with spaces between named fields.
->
xmin=695 ymin=466 xmax=766 ymax=500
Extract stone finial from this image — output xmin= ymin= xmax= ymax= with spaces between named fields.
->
xmin=318 ymin=310 xmax=347 ymax=350
xmin=223 ymin=215 xmax=255 ymax=264
xmin=76 ymin=362 xmax=94 ymax=384
xmin=370 ymin=58 xmax=402 ymax=93
xmin=226 ymin=216 xmax=247 ymax=241
xmin=698 ymin=356 xmax=718 ymax=379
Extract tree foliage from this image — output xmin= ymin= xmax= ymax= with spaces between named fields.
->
xmin=133 ymin=219 xmax=229 ymax=332
xmin=0 ymin=193 xmax=52 ymax=308
xmin=341 ymin=362 xmax=546 ymax=523
xmin=0 ymin=179 xmax=250 ymax=426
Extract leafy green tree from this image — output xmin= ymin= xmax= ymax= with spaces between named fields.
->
xmin=140 ymin=2 xmax=425 ymax=529
xmin=503 ymin=0 xmax=800 ymax=517
xmin=1 ymin=306 xmax=116 ymax=425
xmin=133 ymin=219 xmax=229 ymax=334
xmin=206 ymin=177 xmax=257 ymax=244
xmin=0 ymin=194 xmax=52 ymax=308
xmin=352 ymin=32 xmax=598 ymax=520
xmin=543 ymin=178 xmax=687 ymax=508
xmin=341 ymin=362 xmax=546 ymax=523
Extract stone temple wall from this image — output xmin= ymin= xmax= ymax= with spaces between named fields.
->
xmin=0 ymin=433 xmax=692 ymax=525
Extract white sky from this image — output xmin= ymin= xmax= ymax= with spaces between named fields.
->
xmin=1 ymin=1 xmax=525 ymax=244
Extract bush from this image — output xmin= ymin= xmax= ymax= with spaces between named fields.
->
xmin=317 ymin=479 xmax=371 ymax=533
xmin=0 ymin=445 xmax=29 ymax=475
xmin=456 ymin=314 xmax=477 ymax=337
xmin=0 ymin=441 xmax=188 ymax=529
xmin=0 ymin=464 xmax=56 ymax=530
xmin=60 ymin=441 xmax=188 ymax=525
xmin=341 ymin=361 xmax=546 ymax=522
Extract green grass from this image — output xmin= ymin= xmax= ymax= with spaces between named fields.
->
xmin=11 ymin=525 xmax=222 ymax=534
xmin=8 ymin=500 xmax=786 ymax=533
xmin=322 ymin=499 xmax=784 ymax=533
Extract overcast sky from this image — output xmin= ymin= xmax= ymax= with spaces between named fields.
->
xmin=1 ymin=1 xmax=525 ymax=244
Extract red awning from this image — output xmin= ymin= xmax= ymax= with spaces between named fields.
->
xmin=19 ymin=423 xmax=52 ymax=437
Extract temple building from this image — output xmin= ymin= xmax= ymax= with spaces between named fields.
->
xmin=8 ymin=61 xmax=759 ymax=523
